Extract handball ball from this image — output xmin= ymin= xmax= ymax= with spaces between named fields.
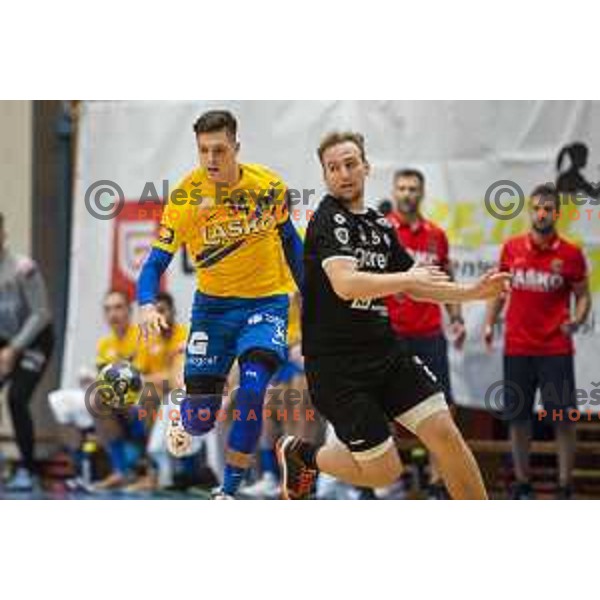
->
xmin=98 ymin=361 xmax=143 ymax=408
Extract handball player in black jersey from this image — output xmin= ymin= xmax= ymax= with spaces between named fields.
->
xmin=276 ymin=132 xmax=510 ymax=500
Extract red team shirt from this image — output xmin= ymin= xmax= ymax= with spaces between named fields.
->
xmin=385 ymin=213 xmax=450 ymax=338
xmin=499 ymin=233 xmax=587 ymax=356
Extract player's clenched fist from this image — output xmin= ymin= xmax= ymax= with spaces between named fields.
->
xmin=139 ymin=303 xmax=169 ymax=339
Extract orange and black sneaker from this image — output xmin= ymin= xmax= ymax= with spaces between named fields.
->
xmin=276 ymin=435 xmax=319 ymax=500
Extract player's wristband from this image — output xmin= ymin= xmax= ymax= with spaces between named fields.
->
xmin=450 ymin=316 xmax=465 ymax=325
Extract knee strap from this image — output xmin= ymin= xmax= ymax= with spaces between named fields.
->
xmin=181 ymin=375 xmax=225 ymax=436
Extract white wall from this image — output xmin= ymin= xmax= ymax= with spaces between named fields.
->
xmin=0 ymin=100 xmax=32 ymax=254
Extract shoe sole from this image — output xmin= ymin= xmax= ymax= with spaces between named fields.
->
xmin=276 ymin=435 xmax=294 ymax=500
xmin=167 ymin=422 xmax=193 ymax=458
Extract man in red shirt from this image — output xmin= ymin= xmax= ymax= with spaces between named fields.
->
xmin=386 ymin=169 xmax=466 ymax=499
xmin=484 ymin=184 xmax=591 ymax=499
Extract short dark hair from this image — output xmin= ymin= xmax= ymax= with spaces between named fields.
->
xmin=193 ymin=110 xmax=238 ymax=139
xmin=317 ymin=131 xmax=367 ymax=165
xmin=155 ymin=291 xmax=175 ymax=311
xmin=393 ymin=168 xmax=425 ymax=188
xmin=530 ymin=183 xmax=561 ymax=211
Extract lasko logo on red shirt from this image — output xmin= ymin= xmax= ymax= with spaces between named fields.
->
xmin=511 ymin=268 xmax=565 ymax=292
xmin=501 ymin=233 xmax=587 ymax=356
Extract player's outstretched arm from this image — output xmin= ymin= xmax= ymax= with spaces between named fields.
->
xmin=324 ymin=259 xmax=509 ymax=304
xmin=407 ymin=269 xmax=511 ymax=304
xmin=323 ymin=259 xmax=450 ymax=301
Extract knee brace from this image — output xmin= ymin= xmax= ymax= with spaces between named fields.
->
xmin=238 ymin=349 xmax=280 ymax=374
xmin=181 ymin=375 xmax=225 ymax=436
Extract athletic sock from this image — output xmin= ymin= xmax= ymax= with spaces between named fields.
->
xmin=260 ymin=448 xmax=279 ymax=477
xmin=108 ymin=439 xmax=127 ymax=475
xmin=222 ymin=465 xmax=246 ymax=496
xmin=222 ymin=360 xmax=274 ymax=496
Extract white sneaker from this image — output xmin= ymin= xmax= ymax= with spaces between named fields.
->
xmin=166 ymin=410 xmax=194 ymax=458
xmin=376 ymin=479 xmax=408 ymax=500
xmin=211 ymin=488 xmax=235 ymax=500
xmin=5 ymin=467 xmax=36 ymax=492
xmin=65 ymin=477 xmax=94 ymax=494
xmin=316 ymin=473 xmax=354 ymax=500
xmin=241 ymin=473 xmax=280 ymax=499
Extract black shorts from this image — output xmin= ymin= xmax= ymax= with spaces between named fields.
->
xmin=305 ymin=341 xmax=445 ymax=458
xmin=503 ymin=355 xmax=576 ymax=423
xmin=401 ymin=333 xmax=453 ymax=404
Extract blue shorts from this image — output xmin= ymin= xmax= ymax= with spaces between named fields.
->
xmin=184 ymin=292 xmax=289 ymax=381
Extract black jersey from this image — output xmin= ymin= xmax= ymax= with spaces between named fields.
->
xmin=302 ymin=195 xmax=414 ymax=357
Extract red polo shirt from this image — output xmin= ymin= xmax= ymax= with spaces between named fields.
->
xmin=499 ymin=233 xmax=587 ymax=356
xmin=385 ymin=213 xmax=450 ymax=337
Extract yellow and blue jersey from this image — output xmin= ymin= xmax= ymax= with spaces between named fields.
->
xmin=152 ymin=164 xmax=296 ymax=298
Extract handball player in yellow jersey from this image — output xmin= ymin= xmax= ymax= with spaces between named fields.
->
xmin=137 ymin=110 xmax=303 ymax=498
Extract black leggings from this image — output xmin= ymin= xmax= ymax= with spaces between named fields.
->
xmin=1 ymin=327 xmax=54 ymax=472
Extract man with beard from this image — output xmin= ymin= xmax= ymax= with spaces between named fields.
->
xmin=484 ymin=184 xmax=591 ymax=499
xmin=386 ymin=169 xmax=465 ymax=498
xmin=277 ymin=131 xmax=511 ymax=500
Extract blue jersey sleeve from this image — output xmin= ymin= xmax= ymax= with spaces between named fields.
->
xmin=278 ymin=216 xmax=304 ymax=290
xmin=137 ymin=247 xmax=174 ymax=305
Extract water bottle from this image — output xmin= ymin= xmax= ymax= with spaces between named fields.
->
xmin=81 ymin=436 xmax=97 ymax=486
